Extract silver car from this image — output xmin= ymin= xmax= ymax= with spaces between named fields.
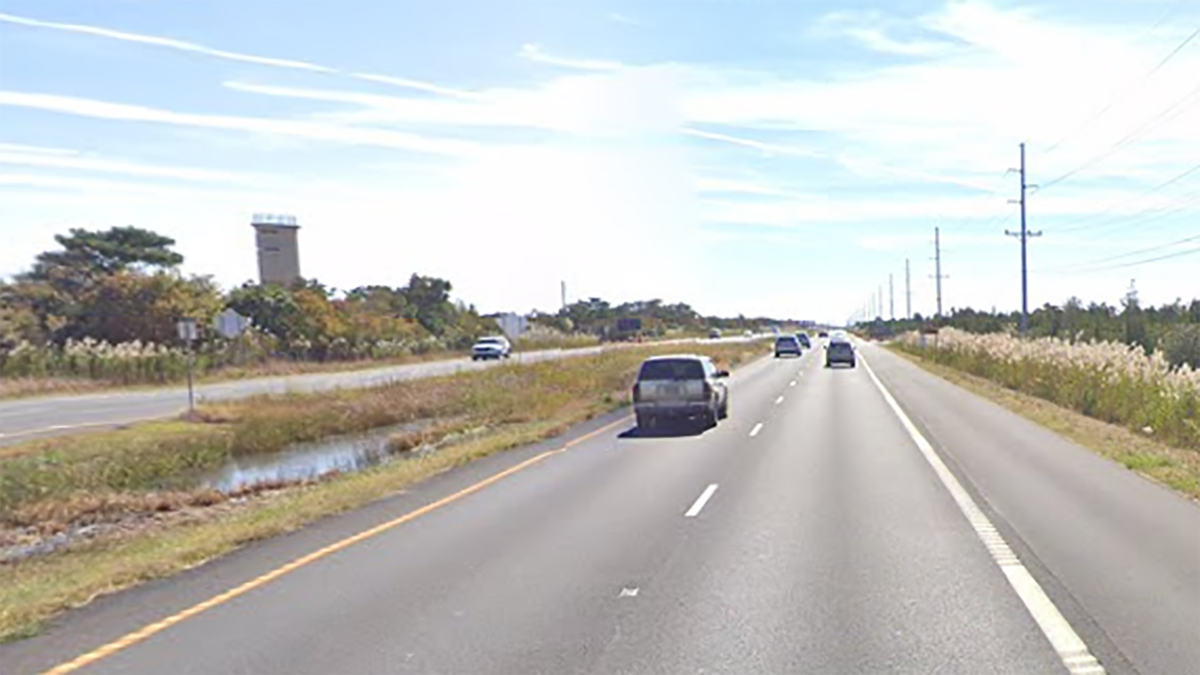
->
xmin=632 ymin=354 xmax=729 ymax=430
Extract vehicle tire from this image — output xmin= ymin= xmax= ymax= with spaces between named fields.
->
xmin=472 ymin=355 xmax=479 ymax=361
xmin=703 ymin=408 xmax=717 ymax=429
xmin=850 ymin=360 xmax=857 ymax=368
xmin=718 ymin=397 xmax=729 ymax=419
xmin=637 ymin=411 xmax=655 ymax=430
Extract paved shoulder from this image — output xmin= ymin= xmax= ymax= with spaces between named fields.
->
xmin=860 ymin=343 xmax=1200 ymax=675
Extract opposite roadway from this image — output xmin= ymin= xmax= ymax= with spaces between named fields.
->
xmin=2 ymin=342 xmax=1197 ymax=674
xmin=0 ymin=337 xmax=734 ymax=446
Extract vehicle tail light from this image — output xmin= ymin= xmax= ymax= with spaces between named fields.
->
xmin=632 ymin=383 xmax=641 ymax=402
xmin=702 ymin=382 xmax=713 ymax=399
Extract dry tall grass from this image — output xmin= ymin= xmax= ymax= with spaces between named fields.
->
xmin=894 ymin=328 xmax=1200 ymax=450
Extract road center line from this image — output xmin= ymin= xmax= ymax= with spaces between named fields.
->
xmin=789 ymin=380 xmax=797 ymax=387
xmin=685 ymin=484 xmax=719 ymax=517
xmin=860 ymin=356 xmax=1106 ymax=675
xmin=774 ymin=395 xmax=784 ymax=405
xmin=749 ymin=422 xmax=764 ymax=437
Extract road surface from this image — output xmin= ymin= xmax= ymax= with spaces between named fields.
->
xmin=0 ymin=337 xmax=754 ymax=446
xmin=3 ymin=342 xmax=1197 ymax=674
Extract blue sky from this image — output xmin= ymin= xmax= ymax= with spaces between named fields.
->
xmin=1 ymin=0 xmax=1197 ymax=323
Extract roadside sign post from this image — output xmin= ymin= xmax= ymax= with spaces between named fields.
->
xmin=176 ymin=318 xmax=198 ymax=418
xmin=213 ymin=308 xmax=250 ymax=366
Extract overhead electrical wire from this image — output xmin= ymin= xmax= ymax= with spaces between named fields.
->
xmin=1042 ymin=19 xmax=1200 ymax=155
xmin=1038 ymin=80 xmax=1200 ymax=192
xmin=1039 ymin=233 xmax=1200 ymax=272
xmin=1051 ymin=162 xmax=1200 ymax=234
xmin=1091 ymin=245 xmax=1200 ymax=270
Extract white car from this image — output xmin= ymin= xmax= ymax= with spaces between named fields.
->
xmin=471 ymin=336 xmax=512 ymax=361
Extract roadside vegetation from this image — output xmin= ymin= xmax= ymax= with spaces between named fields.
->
xmin=891 ymin=327 xmax=1200 ymax=452
xmin=861 ymin=291 xmax=1200 ymax=370
xmin=0 ymin=340 xmax=767 ymax=641
xmin=889 ymin=348 xmax=1200 ymax=501
xmin=0 ymin=226 xmax=777 ymax=398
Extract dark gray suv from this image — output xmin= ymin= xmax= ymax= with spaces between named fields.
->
xmin=825 ymin=339 xmax=856 ymax=368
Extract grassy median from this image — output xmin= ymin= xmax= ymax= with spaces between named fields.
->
xmin=888 ymin=346 xmax=1200 ymax=502
xmin=0 ymin=340 xmax=766 ymax=641
xmin=0 ymin=334 xmax=605 ymax=401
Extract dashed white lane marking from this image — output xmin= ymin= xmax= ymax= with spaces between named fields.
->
xmin=860 ymin=356 xmax=1105 ymax=675
xmin=619 ymin=587 xmax=639 ymax=598
xmin=789 ymin=380 xmax=797 ymax=387
xmin=775 ymin=396 xmax=784 ymax=405
xmin=685 ymin=484 xmax=719 ymax=517
xmin=749 ymin=422 xmax=764 ymax=437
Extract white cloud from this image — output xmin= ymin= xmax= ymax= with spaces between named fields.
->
xmin=0 ymin=11 xmax=478 ymax=100
xmin=0 ymin=142 xmax=79 ymax=157
xmin=608 ymin=13 xmax=641 ymax=26
xmin=518 ymin=44 xmax=624 ymax=71
xmin=0 ymin=149 xmax=274 ymax=185
xmin=0 ymin=91 xmax=480 ymax=156
xmin=3 ymin=1 xmax=1199 ymax=317
xmin=0 ymin=11 xmax=335 ymax=72
xmin=347 ymin=73 xmax=482 ymax=100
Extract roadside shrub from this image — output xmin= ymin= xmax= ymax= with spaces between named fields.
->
xmin=1161 ymin=325 xmax=1200 ymax=370
xmin=894 ymin=328 xmax=1200 ymax=450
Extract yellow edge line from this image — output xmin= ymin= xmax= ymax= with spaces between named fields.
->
xmin=40 ymin=414 xmax=632 ymax=675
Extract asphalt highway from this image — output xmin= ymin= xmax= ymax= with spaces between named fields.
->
xmin=3 ymin=341 xmax=1197 ymax=675
xmin=0 ymin=337 xmax=751 ymax=446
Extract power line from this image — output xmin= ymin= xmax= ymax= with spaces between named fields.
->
xmin=1052 ymin=162 xmax=1200 ymax=234
xmin=1042 ymin=22 xmax=1200 ymax=155
xmin=1006 ymin=142 xmax=1041 ymax=334
xmin=931 ymin=226 xmax=948 ymax=319
xmin=1038 ymin=80 xmax=1200 ymax=192
xmin=1087 ymin=245 xmax=1200 ymax=271
xmin=1039 ymin=233 xmax=1200 ymax=272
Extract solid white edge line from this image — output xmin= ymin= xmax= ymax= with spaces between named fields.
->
xmin=685 ymin=483 xmax=719 ymax=517
xmin=749 ymin=422 xmax=764 ymax=437
xmin=860 ymin=355 xmax=1106 ymax=675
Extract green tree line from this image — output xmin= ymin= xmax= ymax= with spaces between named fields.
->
xmin=0 ymin=226 xmax=780 ymax=383
xmin=859 ymin=294 xmax=1200 ymax=369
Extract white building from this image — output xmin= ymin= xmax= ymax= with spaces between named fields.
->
xmin=252 ymin=214 xmax=301 ymax=286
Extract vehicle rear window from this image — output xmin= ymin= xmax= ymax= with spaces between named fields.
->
xmin=830 ymin=342 xmax=852 ymax=351
xmin=638 ymin=359 xmax=705 ymax=380
xmin=776 ymin=336 xmax=798 ymax=344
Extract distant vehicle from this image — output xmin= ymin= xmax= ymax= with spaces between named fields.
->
xmin=774 ymin=335 xmax=802 ymax=358
xmin=743 ymin=330 xmax=753 ymax=338
xmin=818 ymin=330 xmax=829 ymax=338
xmin=708 ymin=328 xmax=723 ymax=339
xmin=825 ymin=338 xmax=856 ymax=368
xmin=796 ymin=332 xmax=811 ymax=349
xmin=632 ymin=354 xmax=729 ymax=430
xmin=471 ymin=335 xmax=511 ymax=361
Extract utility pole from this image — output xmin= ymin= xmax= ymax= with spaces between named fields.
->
xmin=1007 ymin=142 xmax=1042 ymax=334
xmin=877 ymin=284 xmax=883 ymax=319
xmin=931 ymin=227 xmax=948 ymax=320
xmin=560 ymin=280 xmax=567 ymax=312
xmin=889 ymin=274 xmax=895 ymax=320
xmin=905 ymin=258 xmax=912 ymax=320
